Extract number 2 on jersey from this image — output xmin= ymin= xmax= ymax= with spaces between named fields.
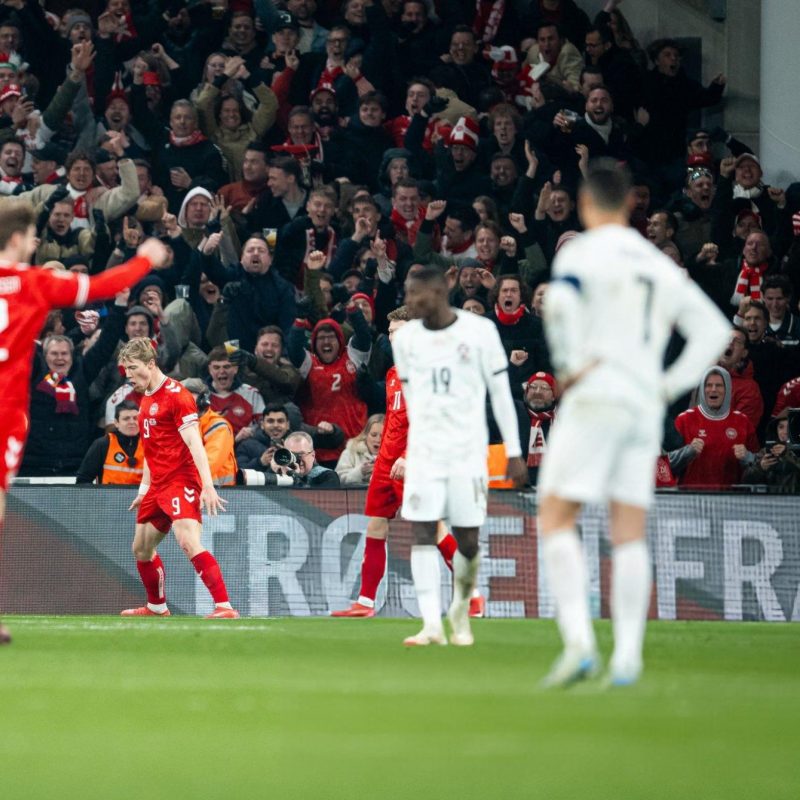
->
xmin=636 ymin=276 xmax=654 ymax=343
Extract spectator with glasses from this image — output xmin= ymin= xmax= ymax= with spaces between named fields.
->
xmin=264 ymin=430 xmax=341 ymax=487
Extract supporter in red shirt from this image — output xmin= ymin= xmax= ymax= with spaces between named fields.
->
xmin=204 ymin=346 xmax=265 ymax=442
xmin=674 ymin=367 xmax=759 ymax=489
xmin=772 ymin=375 xmax=800 ymax=418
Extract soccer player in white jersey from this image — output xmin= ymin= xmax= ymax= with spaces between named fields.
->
xmin=392 ymin=267 xmax=527 ymax=646
xmin=538 ymin=159 xmax=730 ymax=687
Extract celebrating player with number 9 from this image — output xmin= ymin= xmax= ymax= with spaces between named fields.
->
xmin=119 ymin=338 xmax=237 ymax=619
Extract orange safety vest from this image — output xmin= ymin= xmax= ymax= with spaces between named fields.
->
xmin=102 ymin=431 xmax=145 ymax=485
xmin=200 ymin=410 xmax=238 ymax=486
xmin=487 ymin=443 xmax=515 ymax=489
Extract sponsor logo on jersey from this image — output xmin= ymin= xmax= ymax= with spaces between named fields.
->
xmin=407 ymin=493 xmax=420 ymax=510
xmin=457 ymin=343 xmax=470 ymax=362
xmin=232 ymin=405 xmax=246 ymax=417
xmin=726 ymin=427 xmax=737 ymax=440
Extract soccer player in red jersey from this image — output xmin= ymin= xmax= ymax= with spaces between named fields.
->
xmin=0 ymin=199 xmax=170 ymax=644
xmin=119 ymin=337 xmax=239 ymax=619
xmin=331 ymin=306 xmax=485 ymax=618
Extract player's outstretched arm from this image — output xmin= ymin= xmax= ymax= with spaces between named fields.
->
xmin=180 ymin=423 xmax=228 ymax=516
xmin=80 ymin=239 xmax=170 ymax=306
xmin=129 ymin=459 xmax=151 ymax=511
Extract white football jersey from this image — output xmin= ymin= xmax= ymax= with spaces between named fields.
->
xmin=544 ymin=224 xmax=730 ymax=412
xmin=392 ymin=310 xmax=513 ymax=475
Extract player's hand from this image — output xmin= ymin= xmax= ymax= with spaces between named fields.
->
xmin=200 ymin=484 xmax=227 ymax=516
xmin=733 ymin=444 xmax=748 ymax=460
xmin=128 ymin=494 xmax=144 ymax=512
xmin=389 ymin=456 xmax=406 ymax=481
xmin=690 ymin=437 xmax=705 ymax=454
xmin=137 ymin=238 xmax=170 ymax=269
xmin=505 ymin=456 xmax=528 ymax=488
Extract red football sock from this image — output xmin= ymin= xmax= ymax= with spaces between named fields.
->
xmin=437 ymin=533 xmax=458 ymax=572
xmin=137 ymin=554 xmax=166 ymax=604
xmin=191 ymin=550 xmax=230 ymax=604
xmin=358 ymin=537 xmax=387 ymax=602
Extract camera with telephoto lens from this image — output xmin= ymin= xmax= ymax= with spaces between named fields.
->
xmin=273 ymin=447 xmax=297 ymax=469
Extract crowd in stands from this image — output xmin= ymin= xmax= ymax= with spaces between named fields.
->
xmin=2 ymin=0 xmax=799 ymax=492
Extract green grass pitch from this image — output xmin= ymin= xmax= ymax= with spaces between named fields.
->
xmin=1 ymin=617 xmax=798 ymax=800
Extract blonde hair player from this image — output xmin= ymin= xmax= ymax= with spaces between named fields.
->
xmin=119 ymin=337 xmax=238 ymax=619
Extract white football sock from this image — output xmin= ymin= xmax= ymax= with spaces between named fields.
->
xmin=541 ymin=528 xmax=596 ymax=654
xmin=410 ymin=545 xmax=442 ymax=631
xmin=611 ymin=539 xmax=651 ymax=674
xmin=453 ymin=550 xmax=480 ymax=605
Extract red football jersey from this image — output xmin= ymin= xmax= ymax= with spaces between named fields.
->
xmin=771 ymin=376 xmax=800 ymax=417
xmin=377 ymin=365 xmax=407 ymax=465
xmin=0 ymin=256 xmax=151 ymax=406
xmin=210 ymin=384 xmax=265 ymax=435
xmin=138 ymin=376 xmax=201 ymax=485
xmin=675 ymin=408 xmax=759 ymax=489
xmin=301 ymin=355 xmax=367 ymax=461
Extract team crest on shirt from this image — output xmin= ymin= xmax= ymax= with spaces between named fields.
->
xmin=346 ymin=361 xmax=356 ymax=374
xmin=457 ymin=343 xmax=470 ymax=362
xmin=232 ymin=405 xmax=245 ymax=417
xmin=150 ymin=403 xmax=159 ymax=413
xmin=114 ymin=452 xmax=125 ymax=463
xmin=407 ymin=494 xmax=420 ymax=510
xmin=726 ymin=428 xmax=737 ymax=440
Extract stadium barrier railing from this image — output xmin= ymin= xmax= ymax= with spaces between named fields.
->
xmin=2 ymin=486 xmax=798 ymax=620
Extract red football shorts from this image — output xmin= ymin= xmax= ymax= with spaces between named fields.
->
xmin=364 ymin=458 xmax=404 ymax=519
xmin=0 ymin=407 xmax=29 ymax=491
xmin=137 ymin=477 xmax=203 ymax=532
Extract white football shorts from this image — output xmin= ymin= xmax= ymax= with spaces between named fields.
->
xmin=537 ymin=397 xmax=662 ymax=509
xmin=402 ymin=467 xmax=488 ymax=528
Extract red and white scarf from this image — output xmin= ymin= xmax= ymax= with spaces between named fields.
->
xmin=67 ymin=183 xmax=89 ymax=225
xmin=732 ymin=259 xmax=767 ymax=304
xmin=37 ymin=372 xmax=79 ymax=415
xmin=473 ymin=0 xmax=506 ymax=44
xmin=169 ymin=129 xmax=207 ymax=148
xmin=390 ymin=206 xmax=425 ymax=246
xmin=526 ymin=408 xmax=555 ymax=468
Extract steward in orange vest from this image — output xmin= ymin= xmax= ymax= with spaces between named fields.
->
xmin=75 ymin=400 xmax=144 ymax=485
xmin=181 ymin=378 xmax=238 ymax=486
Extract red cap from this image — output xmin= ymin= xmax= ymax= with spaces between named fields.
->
xmin=0 ymin=83 xmax=21 ymax=103
xmin=526 ymin=371 xmax=556 ymax=391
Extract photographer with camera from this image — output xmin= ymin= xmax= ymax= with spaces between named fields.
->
xmin=245 ymin=430 xmax=340 ymax=487
xmin=236 ymin=402 xmax=344 ymax=475
xmin=743 ymin=415 xmax=800 ymax=494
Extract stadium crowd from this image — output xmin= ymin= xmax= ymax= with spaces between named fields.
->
xmin=2 ymin=0 xmax=799 ymax=492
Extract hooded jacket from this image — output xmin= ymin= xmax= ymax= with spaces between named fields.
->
xmin=727 ymin=358 xmax=764 ymax=429
xmin=674 ymin=366 xmax=759 ymax=488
